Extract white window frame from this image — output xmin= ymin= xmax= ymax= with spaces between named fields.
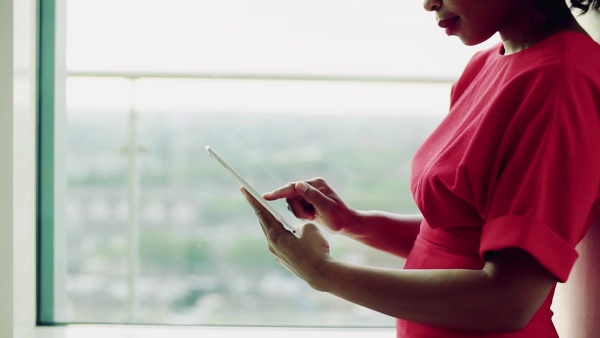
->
xmin=0 ymin=0 xmax=38 ymax=337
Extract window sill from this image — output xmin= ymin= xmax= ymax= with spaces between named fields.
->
xmin=28 ymin=325 xmax=395 ymax=338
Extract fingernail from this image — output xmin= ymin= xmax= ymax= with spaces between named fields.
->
xmin=295 ymin=182 xmax=308 ymax=193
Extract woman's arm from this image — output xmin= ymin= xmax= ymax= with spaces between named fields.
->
xmin=344 ymin=210 xmax=422 ymax=258
xmin=245 ymin=188 xmax=556 ymax=332
xmin=319 ymin=247 xmax=555 ymax=332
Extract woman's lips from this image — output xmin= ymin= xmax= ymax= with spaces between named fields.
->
xmin=437 ymin=17 xmax=459 ymax=35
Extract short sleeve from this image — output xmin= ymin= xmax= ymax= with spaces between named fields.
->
xmin=480 ymin=67 xmax=600 ymax=283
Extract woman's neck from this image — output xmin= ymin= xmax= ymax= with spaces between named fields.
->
xmin=500 ymin=3 xmax=589 ymax=55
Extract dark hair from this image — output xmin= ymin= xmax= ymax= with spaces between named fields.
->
xmin=570 ymin=0 xmax=600 ymax=13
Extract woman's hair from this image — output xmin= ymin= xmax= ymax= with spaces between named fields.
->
xmin=570 ymin=0 xmax=600 ymax=12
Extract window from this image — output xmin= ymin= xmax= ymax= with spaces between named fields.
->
xmin=39 ymin=0 xmax=498 ymax=327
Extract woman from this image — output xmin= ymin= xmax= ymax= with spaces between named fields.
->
xmin=242 ymin=0 xmax=600 ymax=336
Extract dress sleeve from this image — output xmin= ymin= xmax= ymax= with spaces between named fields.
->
xmin=479 ymin=67 xmax=600 ymax=283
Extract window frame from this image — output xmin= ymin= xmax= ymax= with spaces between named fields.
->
xmin=0 ymin=0 xmax=38 ymax=336
xmin=38 ymin=0 xmax=68 ymax=325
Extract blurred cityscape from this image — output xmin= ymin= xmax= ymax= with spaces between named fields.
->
xmin=63 ymin=110 xmax=441 ymax=326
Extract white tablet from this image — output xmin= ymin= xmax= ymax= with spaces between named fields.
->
xmin=205 ymin=145 xmax=298 ymax=235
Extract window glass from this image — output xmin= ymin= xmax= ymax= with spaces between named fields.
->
xmin=52 ymin=0 xmax=499 ymax=326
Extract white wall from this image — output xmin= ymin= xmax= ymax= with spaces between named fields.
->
xmin=552 ymin=9 xmax=600 ymax=338
xmin=0 ymin=0 xmax=38 ymax=337
xmin=554 ymin=222 xmax=600 ymax=338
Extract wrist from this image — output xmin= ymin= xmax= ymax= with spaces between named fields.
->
xmin=308 ymin=256 xmax=341 ymax=293
xmin=338 ymin=209 xmax=367 ymax=236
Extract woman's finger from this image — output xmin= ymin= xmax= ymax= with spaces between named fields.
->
xmin=292 ymin=181 xmax=337 ymax=216
xmin=241 ymin=188 xmax=290 ymax=238
xmin=286 ymin=196 xmax=316 ymax=220
xmin=263 ymin=182 xmax=298 ymax=200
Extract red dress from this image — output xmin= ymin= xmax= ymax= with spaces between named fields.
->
xmin=398 ymin=31 xmax=600 ymax=337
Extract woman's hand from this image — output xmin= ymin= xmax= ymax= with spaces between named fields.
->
xmin=262 ymin=177 xmax=356 ymax=234
xmin=241 ymin=187 xmax=333 ymax=291
xmin=262 ymin=177 xmax=422 ymax=257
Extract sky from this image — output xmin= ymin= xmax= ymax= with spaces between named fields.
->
xmin=65 ymin=0 xmax=500 ymax=117
xmin=66 ymin=0 xmax=499 ymax=78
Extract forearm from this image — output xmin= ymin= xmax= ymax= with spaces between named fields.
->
xmin=342 ymin=210 xmax=422 ymax=258
xmin=321 ymin=263 xmax=501 ymax=331
xmin=312 ymin=250 xmax=554 ymax=332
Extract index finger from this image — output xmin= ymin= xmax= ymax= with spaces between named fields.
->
xmin=262 ymin=182 xmax=298 ymax=201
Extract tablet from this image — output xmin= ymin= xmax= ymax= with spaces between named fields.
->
xmin=205 ymin=145 xmax=298 ymax=235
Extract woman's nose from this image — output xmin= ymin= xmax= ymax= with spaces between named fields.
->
xmin=423 ymin=0 xmax=442 ymax=12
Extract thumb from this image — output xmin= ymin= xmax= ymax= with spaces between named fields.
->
xmin=294 ymin=181 xmax=336 ymax=213
xmin=298 ymin=223 xmax=329 ymax=249
xmin=298 ymin=222 xmax=320 ymax=236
